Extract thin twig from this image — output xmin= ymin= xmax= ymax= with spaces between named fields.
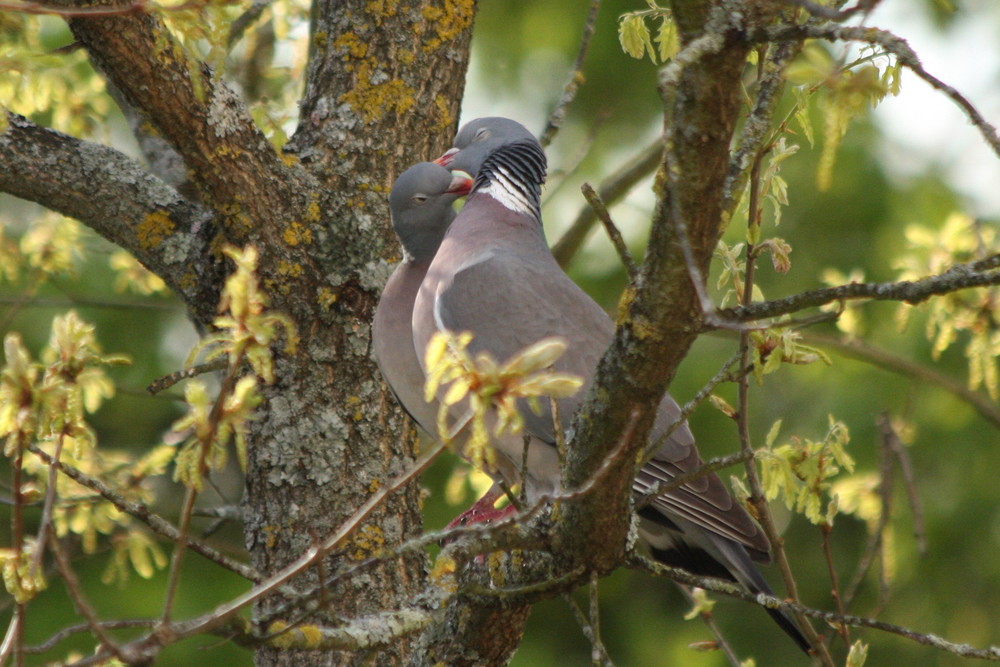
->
xmin=778 ymin=0 xmax=876 ymax=22
xmin=561 ymin=586 xmax=613 ymax=666
xmin=24 ymin=620 xmax=155 ymax=655
xmin=465 ymin=566 xmax=587 ymax=598
xmin=49 ymin=536 xmax=131 ymax=662
xmin=227 ymin=0 xmax=273 ymax=48
xmin=8 ymin=432 xmax=25 ymax=667
xmin=723 ymin=40 xmax=804 ymax=216
xmin=805 ymin=331 xmax=1000 ymax=430
xmin=539 ymin=0 xmax=602 ymax=148
xmin=31 ymin=433 xmax=67 ymax=577
xmin=752 ymin=23 xmax=1000 ymax=159
xmin=147 ymin=357 xmax=228 ymax=394
xmin=676 ymin=585 xmax=741 ymax=666
xmin=721 ymin=253 xmax=1000 ymax=323
xmin=0 ymin=610 xmax=24 ymax=667
xmin=643 ymin=352 xmax=744 ymax=463
xmin=634 ymin=554 xmax=1000 ymax=661
xmin=872 ymin=416 xmax=896 ymax=615
xmin=73 ymin=439 xmax=450 ymax=666
xmin=736 ymin=151 xmax=831 ymax=665
xmin=161 ymin=360 xmax=241 ymax=623
xmin=581 ymin=183 xmax=638 ymax=282
xmin=27 ymin=445 xmax=257 ymax=581
xmin=882 ymin=418 xmax=927 ymax=556
xmin=820 ymin=523 xmax=851 ymax=647
xmin=551 ymin=139 xmax=663 ymax=267
xmin=835 ymin=415 xmax=897 ymax=648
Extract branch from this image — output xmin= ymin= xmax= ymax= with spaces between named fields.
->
xmin=752 ymin=23 xmax=1000 ymax=160
xmin=539 ymin=0 xmax=602 ymax=148
xmin=635 ymin=555 xmax=1000 ymax=661
xmin=243 ymin=608 xmax=434 ymax=651
xmin=720 ymin=254 xmax=1000 ymax=322
xmin=26 ymin=445 xmax=258 ymax=582
xmin=806 ymin=332 xmax=1000 ymax=429
xmin=0 ymin=113 xmax=221 ymax=319
xmin=580 ymin=183 xmax=638 ymax=282
xmin=48 ymin=536 xmax=129 ymax=662
xmin=57 ymin=0 xmax=309 ymax=253
xmin=24 ymin=620 xmax=154 ymax=655
xmin=722 ymin=40 xmax=804 ymax=215
xmin=551 ymin=138 xmax=663 ymax=267
xmin=73 ymin=440 xmax=448 ymax=665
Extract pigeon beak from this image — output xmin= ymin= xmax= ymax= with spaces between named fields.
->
xmin=446 ymin=170 xmax=473 ymax=195
xmin=434 ymin=147 xmax=459 ymax=167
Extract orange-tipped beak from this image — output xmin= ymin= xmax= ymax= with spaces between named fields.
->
xmin=446 ymin=170 xmax=473 ymax=195
xmin=434 ymin=147 xmax=459 ymax=167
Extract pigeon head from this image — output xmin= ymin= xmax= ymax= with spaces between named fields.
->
xmin=389 ymin=162 xmax=473 ymax=262
xmin=434 ymin=117 xmax=536 ymax=177
xmin=471 ymin=140 xmax=547 ymax=222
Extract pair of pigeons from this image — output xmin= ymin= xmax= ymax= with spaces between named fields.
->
xmin=373 ymin=118 xmax=810 ymax=654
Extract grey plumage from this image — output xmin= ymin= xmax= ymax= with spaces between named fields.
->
xmin=373 ymin=162 xmax=472 ymax=436
xmin=433 ymin=116 xmax=536 ymax=177
xmin=415 ymin=123 xmax=810 ymax=653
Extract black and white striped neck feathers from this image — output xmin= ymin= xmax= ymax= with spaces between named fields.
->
xmin=472 ymin=141 xmax=547 ymax=222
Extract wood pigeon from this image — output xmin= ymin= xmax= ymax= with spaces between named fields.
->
xmin=373 ymin=162 xmax=472 ymax=437
xmin=413 ymin=120 xmax=810 ymax=653
xmin=433 ymin=116 xmax=536 ymax=177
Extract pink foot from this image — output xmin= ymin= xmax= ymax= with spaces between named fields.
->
xmin=445 ymin=483 xmax=516 ymax=530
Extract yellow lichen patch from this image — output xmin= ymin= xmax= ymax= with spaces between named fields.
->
xmin=346 ymin=395 xmax=363 ymax=421
xmin=349 ymin=524 xmax=385 ymax=560
xmin=340 ymin=59 xmax=416 ymax=124
xmin=136 ymin=210 xmax=175 ymax=250
xmin=365 ymin=0 xmax=399 ymax=23
xmin=615 ymin=285 xmax=637 ymax=325
xmin=277 ymin=260 xmax=303 ymax=278
xmin=397 ymin=48 xmax=414 ymax=65
xmin=266 ymin=621 xmax=294 ymax=649
xmin=629 ymin=315 xmax=658 ymax=341
xmin=487 ymin=551 xmax=507 ymax=586
xmin=297 ymin=625 xmax=323 ymax=648
xmin=369 ymin=478 xmax=381 ymax=493
xmin=264 ymin=525 xmax=279 ymax=549
xmin=333 ymin=31 xmax=368 ymax=59
xmin=430 ymin=553 xmax=457 ymax=589
xmin=283 ymin=222 xmax=313 ymax=247
xmin=312 ymin=31 xmax=328 ymax=50
xmin=280 ymin=153 xmax=299 ymax=167
xmin=305 ymin=196 xmax=322 ymax=222
xmin=421 ymin=0 xmax=475 ymax=52
xmin=318 ymin=287 xmax=338 ymax=309
xmin=432 ymin=94 xmax=452 ymax=133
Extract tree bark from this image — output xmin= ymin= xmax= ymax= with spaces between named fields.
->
xmin=0 ymin=0 xmax=813 ymax=663
xmin=2 ymin=1 xmax=475 ymax=665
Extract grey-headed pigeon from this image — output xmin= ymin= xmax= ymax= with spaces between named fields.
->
xmin=414 ymin=121 xmax=810 ymax=653
xmin=373 ymin=162 xmax=472 ymax=437
xmin=433 ymin=116 xmax=536 ymax=176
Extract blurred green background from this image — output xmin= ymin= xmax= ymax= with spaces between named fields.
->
xmin=2 ymin=0 xmax=999 ymax=664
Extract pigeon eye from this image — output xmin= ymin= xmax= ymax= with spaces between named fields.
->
xmin=410 ymin=194 xmax=429 ymax=205
xmin=474 ymin=128 xmax=489 ymax=141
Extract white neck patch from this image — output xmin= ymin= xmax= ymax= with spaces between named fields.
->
xmin=479 ymin=164 xmax=538 ymax=218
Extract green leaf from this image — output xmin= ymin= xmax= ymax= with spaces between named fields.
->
xmin=618 ymin=14 xmax=654 ymax=62
xmin=655 ymin=15 xmax=679 ymax=62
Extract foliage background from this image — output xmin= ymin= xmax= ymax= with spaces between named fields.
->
xmin=1 ymin=0 xmax=999 ymax=664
